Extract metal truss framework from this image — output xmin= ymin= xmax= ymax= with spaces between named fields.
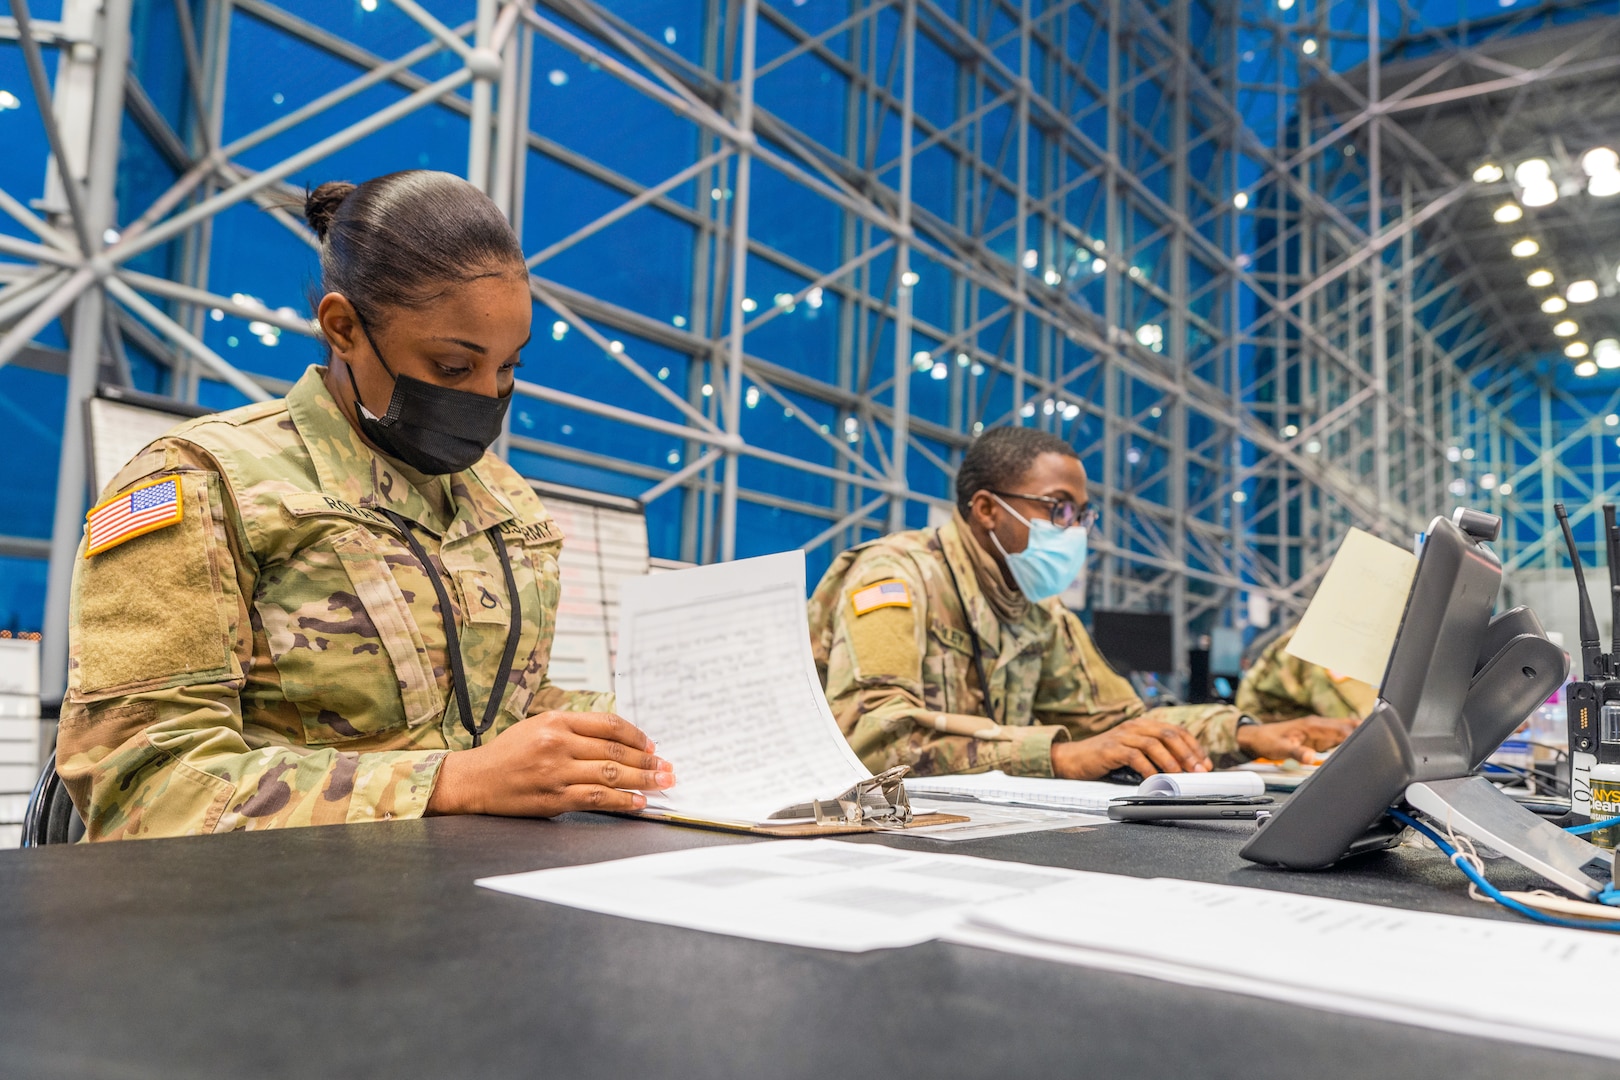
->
xmin=3 ymin=0 xmax=1604 ymax=704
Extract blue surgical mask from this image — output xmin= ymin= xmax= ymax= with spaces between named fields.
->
xmin=989 ymin=494 xmax=1088 ymax=601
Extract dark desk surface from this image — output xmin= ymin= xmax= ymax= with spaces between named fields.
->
xmin=0 ymin=811 xmax=1607 ymax=1080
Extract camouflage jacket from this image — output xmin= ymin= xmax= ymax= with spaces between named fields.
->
xmin=59 ymin=365 xmax=609 ymax=841
xmin=807 ymin=516 xmax=1244 ymax=777
xmin=1234 ymin=626 xmax=1378 ymax=724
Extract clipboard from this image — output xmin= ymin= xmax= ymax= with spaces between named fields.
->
xmin=632 ymin=766 xmax=970 ymax=836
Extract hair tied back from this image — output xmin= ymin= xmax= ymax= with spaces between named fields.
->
xmin=304 ymin=181 xmax=357 ymax=242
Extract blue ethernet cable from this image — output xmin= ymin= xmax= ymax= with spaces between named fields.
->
xmin=1565 ymin=814 xmax=1620 ymax=836
xmin=1386 ymin=808 xmax=1620 ymax=928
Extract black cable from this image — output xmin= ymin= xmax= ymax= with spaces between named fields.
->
xmin=382 ymin=510 xmax=523 ymax=747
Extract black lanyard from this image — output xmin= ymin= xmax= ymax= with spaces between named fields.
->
xmin=382 ymin=509 xmax=523 ymax=747
xmin=937 ymin=528 xmax=999 ymax=724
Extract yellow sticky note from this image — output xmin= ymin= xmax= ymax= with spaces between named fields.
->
xmin=1285 ymin=528 xmax=1419 ymax=687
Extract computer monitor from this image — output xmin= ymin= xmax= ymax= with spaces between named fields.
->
xmin=1090 ymin=610 xmax=1175 ymax=674
xmin=1240 ymin=510 xmax=1567 ymax=869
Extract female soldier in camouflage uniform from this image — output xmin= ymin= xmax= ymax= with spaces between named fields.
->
xmin=59 ymin=172 xmax=674 ymax=840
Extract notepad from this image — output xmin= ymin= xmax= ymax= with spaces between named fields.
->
xmin=614 ymin=550 xmax=904 ymax=828
xmin=905 ymin=769 xmax=1262 ymax=812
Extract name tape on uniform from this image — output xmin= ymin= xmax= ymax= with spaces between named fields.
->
xmin=281 ymin=492 xmax=400 ymax=530
xmin=851 ymin=578 xmax=911 ymax=616
xmin=85 ymin=477 xmax=182 ymax=557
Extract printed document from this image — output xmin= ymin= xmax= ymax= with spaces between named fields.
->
xmin=906 ymin=769 xmax=1261 ymax=812
xmin=905 ymin=800 xmax=1107 ymax=841
xmin=950 ymin=873 xmax=1620 ymax=1061
xmin=614 ymin=551 xmax=873 ymax=825
xmin=477 ymin=838 xmax=1077 ymax=951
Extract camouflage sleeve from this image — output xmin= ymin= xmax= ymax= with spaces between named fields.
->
xmin=528 ymin=679 xmax=616 ymax=715
xmin=1035 ymin=608 xmax=1246 ymax=767
xmin=1234 ymin=631 xmax=1310 ymax=724
xmin=1141 ymin=704 xmax=1247 ymax=768
xmin=822 ymin=550 xmax=1065 ymax=778
xmin=57 ymin=444 xmax=444 ymax=841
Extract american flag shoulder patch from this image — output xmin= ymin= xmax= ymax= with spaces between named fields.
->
xmin=850 ymin=578 xmax=911 ymax=616
xmin=84 ymin=476 xmax=183 ymax=557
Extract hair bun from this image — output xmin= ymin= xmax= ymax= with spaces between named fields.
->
xmin=304 ymin=181 xmax=357 ymax=241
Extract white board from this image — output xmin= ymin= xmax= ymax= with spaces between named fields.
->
xmin=86 ymin=395 xmax=195 ymax=494
xmin=529 ymin=481 xmax=650 ymax=693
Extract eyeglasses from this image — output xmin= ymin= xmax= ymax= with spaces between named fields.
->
xmin=993 ymin=491 xmax=1098 ymax=530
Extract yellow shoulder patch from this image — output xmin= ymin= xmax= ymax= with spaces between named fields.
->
xmin=84 ymin=476 xmax=184 ymax=557
xmin=851 ymin=578 xmax=911 ymax=616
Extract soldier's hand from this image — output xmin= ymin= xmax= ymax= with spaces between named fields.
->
xmin=426 ymin=711 xmax=675 ymax=817
xmin=1236 ymin=715 xmax=1357 ymax=763
xmin=1051 ymin=717 xmax=1212 ymax=780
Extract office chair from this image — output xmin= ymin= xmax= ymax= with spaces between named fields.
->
xmin=21 ymin=757 xmax=85 ymax=846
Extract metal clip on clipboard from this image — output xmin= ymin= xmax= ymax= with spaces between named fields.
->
xmin=810 ymin=766 xmax=914 ymax=827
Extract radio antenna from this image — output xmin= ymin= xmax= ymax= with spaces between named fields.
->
xmin=1557 ymin=502 xmax=1604 ymax=682
xmin=1606 ymin=504 xmax=1620 ymax=676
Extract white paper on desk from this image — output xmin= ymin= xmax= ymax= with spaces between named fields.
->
xmin=907 ymin=769 xmax=1261 ymax=810
xmin=614 ymin=551 xmax=871 ymax=825
xmin=905 ymin=799 xmax=1109 ymax=841
xmin=1286 ymin=527 xmax=1418 ymax=687
xmin=950 ymin=874 xmax=1620 ymax=1061
xmin=905 ymin=772 xmax=1130 ymax=813
xmin=476 ymin=839 xmax=1078 ymax=952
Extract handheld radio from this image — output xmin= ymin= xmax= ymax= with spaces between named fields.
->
xmin=1557 ymin=502 xmax=1620 ymax=831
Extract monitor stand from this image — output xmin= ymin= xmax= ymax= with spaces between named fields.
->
xmin=1405 ymin=775 xmax=1614 ymax=899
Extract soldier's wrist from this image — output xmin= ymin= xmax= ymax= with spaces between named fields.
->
xmin=425 ymin=753 xmax=469 ymax=816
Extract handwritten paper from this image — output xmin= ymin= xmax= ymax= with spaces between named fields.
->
xmin=614 ymin=551 xmax=872 ymax=825
xmin=1286 ymin=527 xmax=1418 ymax=686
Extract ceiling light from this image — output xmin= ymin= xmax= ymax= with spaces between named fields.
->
xmin=1575 ymin=360 xmax=1599 ymax=377
xmin=1473 ymin=163 xmax=1504 ymax=184
xmin=1542 ymin=296 xmax=1568 ymax=313
xmin=1591 ymin=173 xmax=1620 ymax=198
xmin=1597 ymin=340 xmax=1620 ymax=370
xmin=1494 ymin=203 xmax=1524 ymax=223
xmin=1499 ymin=483 xmax=1513 ymax=495
xmin=1233 ymin=192 xmax=1249 ymax=209
xmin=1566 ymin=342 xmax=1591 ymax=358
xmin=1554 ymin=320 xmax=1578 ymax=337
xmin=1521 ymin=180 xmax=1558 ymax=207
xmin=1527 ymin=269 xmax=1554 ymax=287
xmin=1301 ymin=37 xmax=1318 ymax=55
xmin=1514 ymin=158 xmax=1552 ymax=186
xmin=1581 ymin=147 xmax=1619 ymax=176
xmin=1511 ymin=238 xmax=1539 ymax=257
xmin=1568 ymin=279 xmax=1599 ymax=303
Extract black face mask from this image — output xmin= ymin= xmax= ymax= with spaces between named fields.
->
xmin=343 ymin=317 xmax=511 ymax=476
